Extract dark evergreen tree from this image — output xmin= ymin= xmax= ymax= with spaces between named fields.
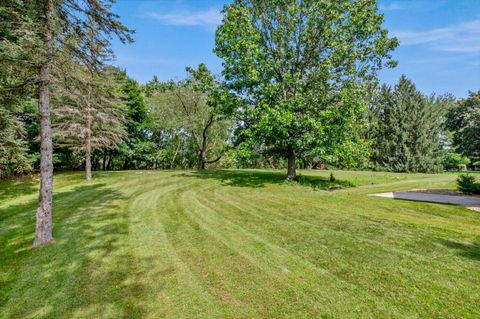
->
xmin=370 ymin=75 xmax=446 ymax=172
xmin=116 ymin=74 xmax=152 ymax=169
xmin=0 ymin=0 xmax=39 ymax=177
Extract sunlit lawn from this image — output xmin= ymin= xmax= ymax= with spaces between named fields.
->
xmin=1 ymin=169 xmax=479 ymax=318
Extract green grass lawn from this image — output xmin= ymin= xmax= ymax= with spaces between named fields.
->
xmin=1 ymin=169 xmax=479 ymax=318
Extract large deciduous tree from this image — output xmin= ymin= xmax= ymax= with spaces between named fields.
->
xmin=446 ymin=91 xmax=480 ymax=165
xmin=215 ymin=0 xmax=398 ymax=179
xmin=149 ymin=64 xmax=232 ymax=170
xmin=117 ymin=74 xmax=151 ymax=170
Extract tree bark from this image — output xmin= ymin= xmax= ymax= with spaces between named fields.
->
xmin=107 ymin=150 xmax=113 ymax=170
xmin=85 ymin=147 xmax=92 ymax=180
xmin=287 ymin=146 xmax=297 ymax=180
xmin=34 ymin=0 xmax=54 ymax=247
xmin=85 ymin=101 xmax=92 ymax=180
xmin=196 ymin=115 xmax=214 ymax=170
xmin=102 ymin=151 xmax=107 ymax=170
xmin=198 ymin=149 xmax=206 ymax=170
xmin=170 ymin=138 xmax=182 ymax=169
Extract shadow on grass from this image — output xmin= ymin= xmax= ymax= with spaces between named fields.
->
xmin=0 ymin=182 xmax=147 ymax=319
xmin=175 ymin=169 xmax=354 ymax=189
xmin=440 ymin=239 xmax=480 ymax=261
xmin=0 ymin=178 xmax=38 ymax=202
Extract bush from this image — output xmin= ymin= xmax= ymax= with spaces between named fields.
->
xmin=456 ymin=174 xmax=480 ymax=194
xmin=329 ymin=172 xmax=336 ymax=182
xmin=442 ymin=152 xmax=470 ymax=171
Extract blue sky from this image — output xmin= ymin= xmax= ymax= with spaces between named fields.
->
xmin=111 ymin=0 xmax=480 ymax=98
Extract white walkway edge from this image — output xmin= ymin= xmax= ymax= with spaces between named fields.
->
xmin=369 ymin=191 xmax=480 ymax=211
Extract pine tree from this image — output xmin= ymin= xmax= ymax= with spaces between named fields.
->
xmin=23 ymin=0 xmax=132 ymax=246
xmin=0 ymin=0 xmax=39 ymax=178
xmin=370 ymin=75 xmax=445 ymax=172
xmin=53 ymin=62 xmax=126 ymax=180
xmin=52 ymin=21 xmax=126 ymax=180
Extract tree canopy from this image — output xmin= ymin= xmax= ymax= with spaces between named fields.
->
xmin=215 ymin=0 xmax=398 ymax=179
xmin=446 ymin=91 xmax=480 ymax=164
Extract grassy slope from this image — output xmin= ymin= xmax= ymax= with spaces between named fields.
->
xmin=0 ymin=170 xmax=479 ymax=318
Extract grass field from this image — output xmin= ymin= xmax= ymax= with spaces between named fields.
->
xmin=1 ymin=169 xmax=479 ymax=318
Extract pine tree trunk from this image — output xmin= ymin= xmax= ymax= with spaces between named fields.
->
xmin=34 ymin=0 xmax=54 ymax=247
xmin=287 ymin=146 xmax=296 ymax=180
xmin=107 ymin=150 xmax=113 ymax=170
xmin=85 ymin=89 xmax=92 ymax=180
xmin=102 ymin=152 xmax=107 ymax=170
xmin=85 ymin=146 xmax=92 ymax=180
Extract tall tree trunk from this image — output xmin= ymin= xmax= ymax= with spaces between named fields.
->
xmin=287 ymin=146 xmax=296 ymax=180
xmin=196 ymin=115 xmax=213 ymax=170
xmin=85 ymin=147 xmax=92 ymax=180
xmin=102 ymin=151 xmax=107 ymax=170
xmin=171 ymin=138 xmax=182 ymax=169
xmin=34 ymin=0 xmax=54 ymax=247
xmin=198 ymin=149 xmax=206 ymax=170
xmin=107 ymin=150 xmax=113 ymax=170
xmin=85 ymin=89 xmax=92 ymax=180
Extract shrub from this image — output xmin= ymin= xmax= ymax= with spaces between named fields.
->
xmin=329 ymin=172 xmax=336 ymax=182
xmin=456 ymin=174 xmax=480 ymax=194
xmin=442 ymin=152 xmax=470 ymax=171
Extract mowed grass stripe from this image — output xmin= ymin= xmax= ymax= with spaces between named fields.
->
xmin=1 ymin=170 xmax=479 ymax=318
xmin=191 ymin=177 xmax=479 ymax=316
xmin=179 ymin=184 xmax=401 ymax=317
xmin=126 ymin=178 xmax=227 ymax=318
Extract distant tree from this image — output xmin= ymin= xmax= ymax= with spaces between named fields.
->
xmin=53 ymin=21 xmax=128 ymax=180
xmin=441 ymin=152 xmax=470 ymax=171
xmin=0 ymin=105 xmax=32 ymax=178
xmin=149 ymin=64 xmax=233 ymax=169
xmin=446 ymin=91 xmax=480 ymax=164
xmin=117 ymin=75 xmax=151 ymax=170
xmin=53 ymin=63 xmax=126 ymax=180
xmin=215 ymin=0 xmax=398 ymax=179
xmin=370 ymin=76 xmax=447 ymax=172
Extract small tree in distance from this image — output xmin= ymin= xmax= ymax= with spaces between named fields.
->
xmin=149 ymin=64 xmax=233 ymax=170
xmin=53 ymin=64 xmax=126 ymax=180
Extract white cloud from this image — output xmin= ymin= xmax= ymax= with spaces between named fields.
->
xmin=379 ymin=2 xmax=403 ymax=11
xmin=148 ymin=8 xmax=222 ymax=28
xmin=393 ymin=19 xmax=480 ymax=53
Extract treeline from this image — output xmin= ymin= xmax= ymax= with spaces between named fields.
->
xmin=3 ymin=69 xmax=477 ymax=177
xmin=367 ymin=76 xmax=478 ymax=173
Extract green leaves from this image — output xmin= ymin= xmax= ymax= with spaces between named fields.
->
xmin=215 ymin=0 xmax=397 ymax=172
xmin=446 ymin=91 xmax=480 ymax=164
